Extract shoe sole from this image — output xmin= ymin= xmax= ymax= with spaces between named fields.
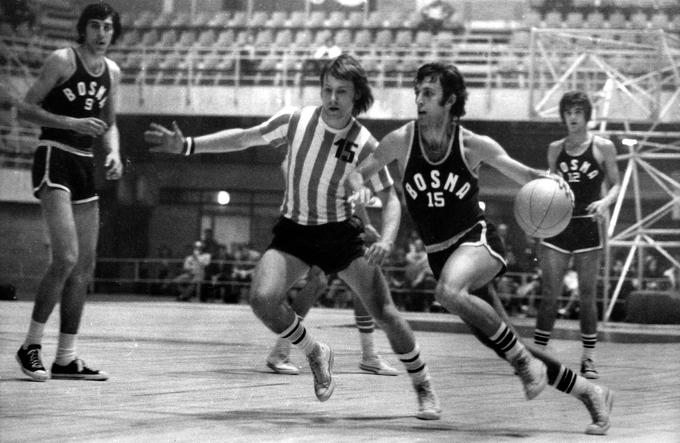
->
xmin=585 ymin=388 xmax=614 ymax=435
xmin=358 ymin=362 xmax=399 ymax=376
xmin=581 ymin=370 xmax=600 ymax=379
xmin=15 ymin=354 xmax=48 ymax=382
xmin=315 ymin=348 xmax=335 ymax=402
xmin=266 ymin=361 xmax=300 ymax=375
xmin=416 ymin=408 xmax=442 ymax=420
xmin=51 ymin=373 xmax=109 ymax=381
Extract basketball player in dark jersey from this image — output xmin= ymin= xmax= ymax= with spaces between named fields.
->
xmin=534 ymin=91 xmax=621 ymax=379
xmin=348 ymin=63 xmax=613 ymax=435
xmin=146 ymin=55 xmax=440 ymax=419
xmin=15 ymin=3 xmax=123 ymax=382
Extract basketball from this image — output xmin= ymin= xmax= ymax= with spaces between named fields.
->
xmin=513 ymin=178 xmax=573 ymax=238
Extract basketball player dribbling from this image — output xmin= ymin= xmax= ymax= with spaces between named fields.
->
xmin=348 ymin=62 xmax=614 ymax=435
xmin=145 ymin=54 xmax=440 ymax=419
xmin=534 ymin=91 xmax=621 ymax=379
xmin=14 ymin=2 xmax=123 ymax=382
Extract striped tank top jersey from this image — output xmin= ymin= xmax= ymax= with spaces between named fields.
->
xmin=402 ymin=122 xmax=484 ymax=252
xmin=554 ymin=139 xmax=605 ymax=217
xmin=40 ymin=47 xmax=111 ymax=156
xmin=258 ymin=106 xmax=393 ymax=225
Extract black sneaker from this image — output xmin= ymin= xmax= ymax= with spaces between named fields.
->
xmin=16 ymin=344 xmax=49 ymax=381
xmin=51 ymin=359 xmax=109 ymax=381
xmin=581 ymin=358 xmax=599 ymax=379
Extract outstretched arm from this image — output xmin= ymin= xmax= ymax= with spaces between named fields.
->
xmin=144 ymin=121 xmax=268 ymax=155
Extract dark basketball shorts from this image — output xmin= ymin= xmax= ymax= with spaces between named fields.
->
xmin=32 ymin=145 xmax=98 ymax=204
xmin=541 ymin=215 xmax=602 ymax=254
xmin=268 ymin=215 xmax=365 ymax=274
xmin=426 ymin=220 xmax=507 ymax=281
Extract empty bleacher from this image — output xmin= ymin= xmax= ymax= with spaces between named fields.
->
xmin=2 ymin=1 xmax=679 ymax=89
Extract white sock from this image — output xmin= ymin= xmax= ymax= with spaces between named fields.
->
xmin=268 ymin=337 xmax=292 ymax=360
xmin=25 ymin=319 xmax=46 ymax=346
xmin=280 ymin=316 xmax=316 ymax=356
xmin=55 ymin=333 xmax=77 ymax=365
xmin=356 ymin=314 xmax=376 ymax=358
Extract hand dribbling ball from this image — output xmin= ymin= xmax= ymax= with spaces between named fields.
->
xmin=513 ymin=178 xmax=573 ymax=238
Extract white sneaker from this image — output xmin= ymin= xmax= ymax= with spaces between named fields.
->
xmin=580 ymin=385 xmax=614 ymax=435
xmin=512 ymin=350 xmax=547 ymax=400
xmin=266 ymin=358 xmax=300 ymax=375
xmin=307 ymin=342 xmax=335 ymax=402
xmin=359 ymin=355 xmax=399 ymax=376
xmin=414 ymin=379 xmax=441 ymax=420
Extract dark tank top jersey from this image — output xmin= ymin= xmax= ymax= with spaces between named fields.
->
xmin=555 ymin=139 xmax=604 ymax=216
xmin=403 ymin=122 xmax=483 ymax=248
xmin=40 ymin=47 xmax=111 ymax=152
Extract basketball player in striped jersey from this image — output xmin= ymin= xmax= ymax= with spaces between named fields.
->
xmin=14 ymin=3 xmax=123 ymax=381
xmin=145 ymin=54 xmax=440 ymax=419
xmin=534 ymin=91 xmax=621 ymax=379
xmin=265 ymin=197 xmax=399 ymax=376
xmin=348 ymin=62 xmax=613 ymax=435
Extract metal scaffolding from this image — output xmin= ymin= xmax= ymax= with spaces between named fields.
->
xmin=527 ymin=27 xmax=680 ymax=321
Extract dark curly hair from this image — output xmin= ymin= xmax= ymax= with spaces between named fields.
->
xmin=414 ymin=62 xmax=468 ymax=120
xmin=319 ymin=54 xmax=374 ymax=116
xmin=76 ymin=2 xmax=121 ymax=45
xmin=559 ymin=90 xmax=592 ymax=123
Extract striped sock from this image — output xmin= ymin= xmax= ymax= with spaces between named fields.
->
xmin=534 ymin=329 xmax=551 ymax=348
xmin=280 ymin=316 xmax=316 ymax=356
xmin=25 ymin=319 xmax=46 ymax=346
xmin=581 ymin=333 xmax=597 ymax=361
xmin=489 ymin=323 xmax=525 ymax=362
xmin=398 ymin=345 xmax=429 ymax=384
xmin=355 ymin=314 xmax=375 ymax=358
xmin=55 ymin=332 xmax=77 ymax=365
xmin=550 ymin=364 xmax=590 ymax=397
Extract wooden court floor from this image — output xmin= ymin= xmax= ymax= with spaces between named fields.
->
xmin=1 ymin=298 xmax=679 ymax=442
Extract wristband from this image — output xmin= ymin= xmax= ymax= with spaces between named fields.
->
xmin=182 ymin=136 xmax=194 ymax=156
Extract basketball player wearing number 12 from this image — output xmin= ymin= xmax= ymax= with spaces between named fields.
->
xmin=349 ymin=63 xmax=613 ymax=434
xmin=534 ymin=91 xmax=621 ymax=379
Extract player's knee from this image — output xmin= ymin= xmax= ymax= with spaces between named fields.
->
xmin=51 ymin=250 xmax=78 ymax=274
xmin=248 ymin=287 xmax=276 ymax=314
xmin=434 ymin=281 xmax=465 ymax=314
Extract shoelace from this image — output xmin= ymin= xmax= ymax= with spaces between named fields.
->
xmin=27 ymin=349 xmax=43 ymax=369
xmin=308 ymin=351 xmax=328 ymax=385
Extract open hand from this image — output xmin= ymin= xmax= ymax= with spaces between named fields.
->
xmin=144 ymin=121 xmax=185 ymax=154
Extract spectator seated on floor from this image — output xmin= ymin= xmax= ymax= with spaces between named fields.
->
xmin=404 ymin=238 xmax=436 ymax=311
xmin=173 ymin=241 xmax=211 ymax=301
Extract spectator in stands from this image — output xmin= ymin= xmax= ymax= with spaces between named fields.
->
xmin=418 ymin=0 xmax=455 ymax=33
xmin=173 ymin=240 xmax=211 ymax=301
xmin=209 ymin=244 xmax=238 ymax=303
xmin=313 ymin=36 xmax=342 ymax=61
xmin=642 ymin=253 xmax=665 ymax=290
xmin=150 ymin=243 xmax=174 ymax=295
xmin=14 ymin=3 xmax=123 ymax=383
xmin=663 ymin=260 xmax=679 ymax=291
